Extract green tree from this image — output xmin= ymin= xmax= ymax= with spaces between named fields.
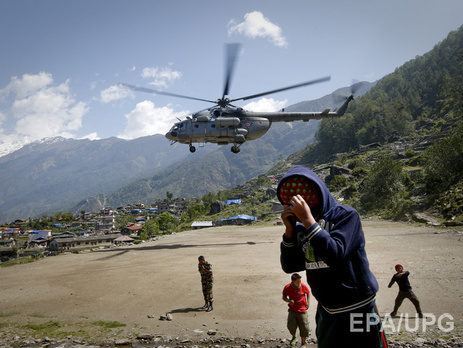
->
xmin=142 ymin=219 xmax=160 ymax=239
xmin=201 ymin=192 xmax=217 ymax=212
xmin=256 ymin=174 xmax=270 ymax=187
xmin=187 ymin=203 xmax=206 ymax=220
xmin=439 ymin=52 xmax=463 ymax=115
xmin=360 ymin=156 xmax=408 ymax=211
xmin=157 ymin=212 xmax=179 ymax=232
xmin=423 ymin=122 xmax=463 ymax=192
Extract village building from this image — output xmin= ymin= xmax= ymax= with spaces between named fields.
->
xmin=53 ymin=231 xmax=76 ymax=238
xmin=224 ymin=198 xmax=242 ymax=205
xmin=113 ymin=235 xmax=135 ymax=245
xmin=157 ymin=200 xmax=186 ymax=217
xmin=49 ymin=234 xmax=120 ymax=252
xmin=191 ymin=221 xmax=214 ymax=229
xmin=0 ymin=247 xmax=16 ymax=261
xmin=0 ymin=239 xmax=15 ymax=247
xmin=28 ymin=230 xmax=52 ymax=242
xmin=220 ymin=214 xmax=257 ymax=226
xmin=96 ymin=215 xmax=116 ymax=232
xmin=157 ymin=202 xmax=174 ymax=214
xmin=122 ymin=224 xmax=143 ymax=236
xmin=29 ymin=239 xmax=48 ymax=248
xmin=100 ymin=208 xmax=114 ymax=215
xmin=1 ymin=228 xmax=22 ymax=239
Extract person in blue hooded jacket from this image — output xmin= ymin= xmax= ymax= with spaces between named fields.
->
xmin=278 ymin=166 xmax=388 ymax=348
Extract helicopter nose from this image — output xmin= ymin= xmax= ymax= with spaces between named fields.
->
xmin=165 ymin=131 xmax=178 ymax=140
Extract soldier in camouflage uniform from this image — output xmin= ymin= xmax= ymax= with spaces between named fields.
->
xmin=198 ymin=255 xmax=213 ymax=312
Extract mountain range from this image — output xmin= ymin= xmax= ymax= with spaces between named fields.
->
xmin=0 ymin=83 xmax=374 ymax=223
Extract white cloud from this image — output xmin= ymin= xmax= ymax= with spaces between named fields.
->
xmin=118 ymin=100 xmax=187 ymax=139
xmin=244 ymin=97 xmax=287 ymax=112
xmin=1 ymin=72 xmax=54 ymax=100
xmin=141 ymin=66 xmax=182 ymax=89
xmin=228 ymin=11 xmax=288 ymax=47
xmin=80 ymin=132 xmax=100 ymax=141
xmin=100 ymin=84 xmax=132 ymax=103
xmin=0 ymin=72 xmax=88 ymax=156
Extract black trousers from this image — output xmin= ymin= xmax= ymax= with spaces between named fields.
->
xmin=315 ymin=300 xmax=388 ymax=348
xmin=392 ymin=290 xmax=422 ymax=314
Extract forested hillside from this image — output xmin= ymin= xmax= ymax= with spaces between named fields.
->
xmin=284 ymin=26 xmax=463 ymax=222
xmin=299 ymin=26 xmax=463 ymax=164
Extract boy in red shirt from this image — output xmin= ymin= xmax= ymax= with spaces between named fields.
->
xmin=283 ymin=273 xmax=311 ymax=347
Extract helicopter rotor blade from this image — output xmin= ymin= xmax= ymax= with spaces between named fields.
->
xmin=230 ymin=76 xmax=331 ymax=103
xmin=222 ymin=43 xmax=241 ymax=99
xmin=121 ymin=83 xmax=217 ymax=104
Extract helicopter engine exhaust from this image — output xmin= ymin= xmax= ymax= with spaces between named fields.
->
xmin=215 ymin=117 xmax=240 ymax=127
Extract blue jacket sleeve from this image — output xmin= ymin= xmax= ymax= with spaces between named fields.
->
xmin=308 ymin=206 xmax=364 ymax=266
xmin=388 ymin=275 xmax=396 ymax=288
xmin=280 ymin=226 xmax=307 ymax=273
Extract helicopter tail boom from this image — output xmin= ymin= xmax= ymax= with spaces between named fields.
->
xmin=254 ymin=94 xmax=354 ymax=122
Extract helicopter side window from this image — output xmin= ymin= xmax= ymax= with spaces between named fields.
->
xmin=211 ymin=124 xmax=216 ymax=128
xmin=194 ymin=124 xmax=199 ymax=128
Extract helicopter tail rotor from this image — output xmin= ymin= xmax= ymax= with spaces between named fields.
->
xmin=335 ymin=95 xmax=354 ymax=116
xmin=333 ymin=79 xmax=366 ymax=104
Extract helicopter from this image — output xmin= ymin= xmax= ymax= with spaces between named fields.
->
xmin=122 ymin=43 xmax=354 ymax=154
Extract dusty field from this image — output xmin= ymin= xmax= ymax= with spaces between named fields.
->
xmin=0 ymin=219 xmax=462 ymax=345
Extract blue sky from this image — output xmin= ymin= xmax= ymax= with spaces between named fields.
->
xmin=0 ymin=0 xmax=462 ymax=156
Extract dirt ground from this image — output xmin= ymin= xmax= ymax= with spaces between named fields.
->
xmin=1 ymin=219 xmax=462 ymax=344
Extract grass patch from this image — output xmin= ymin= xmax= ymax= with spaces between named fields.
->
xmin=0 ymin=318 xmax=131 ymax=342
xmin=0 ymin=257 xmax=38 ymax=267
xmin=92 ymin=320 xmax=126 ymax=329
xmin=23 ymin=320 xmax=61 ymax=332
xmin=0 ymin=311 xmax=20 ymax=318
xmin=29 ymin=312 xmax=47 ymax=318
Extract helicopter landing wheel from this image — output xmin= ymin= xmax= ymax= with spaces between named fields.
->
xmin=231 ymin=145 xmax=240 ymax=154
xmin=189 ymin=145 xmax=196 ymax=153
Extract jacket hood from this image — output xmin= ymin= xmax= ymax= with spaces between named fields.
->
xmin=277 ymin=166 xmax=337 ymax=219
